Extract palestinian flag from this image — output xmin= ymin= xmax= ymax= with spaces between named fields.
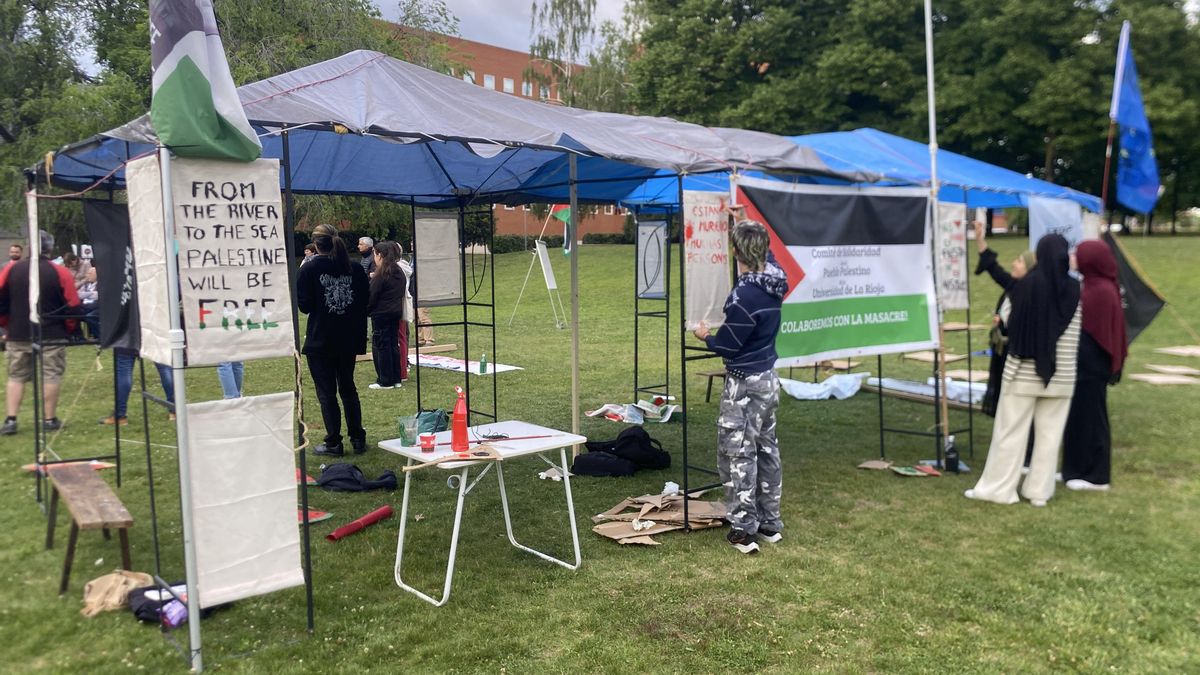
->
xmin=149 ymin=0 xmax=260 ymax=161
xmin=733 ymin=176 xmax=938 ymax=364
xmin=551 ymin=204 xmax=572 ymax=254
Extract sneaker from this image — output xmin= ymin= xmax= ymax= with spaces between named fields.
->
xmin=99 ymin=416 xmax=129 ymax=426
xmin=42 ymin=418 xmax=64 ymax=432
xmin=0 ymin=419 xmax=16 ymax=436
xmin=314 ymin=443 xmax=345 ymax=457
xmin=1030 ymin=499 xmax=1047 ymax=507
xmin=351 ymin=438 xmax=367 ymax=455
xmin=1065 ymin=479 xmax=1110 ymax=492
xmin=368 ymin=382 xmax=400 ymax=390
xmin=758 ymin=528 xmax=783 ymax=544
xmin=168 ymin=412 xmax=177 ymax=421
xmin=727 ymin=529 xmax=759 ymax=554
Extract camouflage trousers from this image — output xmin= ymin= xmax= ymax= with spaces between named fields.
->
xmin=716 ymin=370 xmax=783 ymax=535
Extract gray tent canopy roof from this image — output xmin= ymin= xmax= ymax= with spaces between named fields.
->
xmin=36 ymin=50 xmax=870 ymax=205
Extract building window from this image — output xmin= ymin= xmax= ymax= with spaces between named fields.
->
xmin=604 ymin=204 xmax=615 ymax=215
xmin=502 ymin=77 xmax=514 ymax=94
xmin=463 ymin=70 xmax=475 ymax=84
xmin=539 ymin=84 xmax=550 ymax=100
xmin=521 ymin=81 xmax=533 ymax=96
xmin=483 ymin=74 xmax=495 ymax=90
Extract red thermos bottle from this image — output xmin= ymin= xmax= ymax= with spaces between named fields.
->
xmin=451 ymin=386 xmax=469 ymax=452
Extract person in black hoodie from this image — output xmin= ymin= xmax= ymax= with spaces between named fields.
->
xmin=367 ymin=241 xmax=407 ymax=389
xmin=693 ymin=220 xmax=789 ymax=554
xmin=298 ymin=224 xmax=369 ymax=456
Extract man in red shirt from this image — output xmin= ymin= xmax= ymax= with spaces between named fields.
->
xmin=0 ymin=231 xmax=81 ymax=434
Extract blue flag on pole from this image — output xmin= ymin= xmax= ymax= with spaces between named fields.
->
xmin=1110 ymin=21 xmax=1160 ymax=214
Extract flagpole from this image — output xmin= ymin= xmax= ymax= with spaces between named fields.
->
xmin=923 ymin=0 xmax=950 ymax=454
xmin=1101 ymin=21 xmax=1131 ymax=218
xmin=158 ymin=146 xmax=204 ymax=672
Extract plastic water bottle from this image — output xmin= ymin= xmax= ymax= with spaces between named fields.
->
xmin=479 ymin=352 xmax=487 ymax=375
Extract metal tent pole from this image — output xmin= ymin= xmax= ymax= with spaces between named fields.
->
xmin=568 ymin=156 xmax=580 ymax=446
xmin=156 ymin=147 xmax=203 ymax=672
xmin=924 ymin=0 xmax=949 ymax=459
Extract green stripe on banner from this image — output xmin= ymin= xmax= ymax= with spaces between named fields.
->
xmin=152 ymin=57 xmax=262 ymax=162
xmin=777 ymin=294 xmax=932 ymax=356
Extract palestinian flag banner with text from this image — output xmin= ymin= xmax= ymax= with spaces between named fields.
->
xmin=149 ymin=0 xmax=261 ymax=161
xmin=733 ymin=176 xmax=938 ymax=365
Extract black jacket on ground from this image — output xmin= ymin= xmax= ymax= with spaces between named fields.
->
xmin=297 ymin=255 xmax=369 ymax=355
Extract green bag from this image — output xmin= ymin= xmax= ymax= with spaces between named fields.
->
xmin=397 ymin=409 xmax=450 ymax=445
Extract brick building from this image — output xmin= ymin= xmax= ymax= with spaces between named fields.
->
xmin=441 ymin=36 xmax=629 ymax=238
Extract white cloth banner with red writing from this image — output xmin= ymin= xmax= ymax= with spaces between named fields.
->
xmin=683 ymin=190 xmax=731 ymax=330
xmin=935 ymin=202 xmax=970 ymax=310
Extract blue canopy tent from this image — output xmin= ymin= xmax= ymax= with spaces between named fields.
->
xmin=619 ymin=128 xmax=1101 ymax=213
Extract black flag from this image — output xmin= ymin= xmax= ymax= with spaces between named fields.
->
xmin=1103 ymin=232 xmax=1164 ymax=344
xmin=83 ymin=202 xmax=140 ymax=350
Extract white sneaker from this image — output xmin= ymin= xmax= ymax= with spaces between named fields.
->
xmin=1030 ymin=499 xmax=1047 ymax=507
xmin=1065 ymin=479 xmax=1110 ymax=492
xmin=368 ymin=382 xmax=400 ymax=390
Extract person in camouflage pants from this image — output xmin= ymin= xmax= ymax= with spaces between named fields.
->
xmin=695 ymin=219 xmax=789 ymax=554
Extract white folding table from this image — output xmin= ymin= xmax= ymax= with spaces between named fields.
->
xmin=378 ymin=420 xmax=585 ymax=607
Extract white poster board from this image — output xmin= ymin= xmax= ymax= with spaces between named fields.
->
xmin=636 ymin=219 xmax=669 ymax=299
xmin=535 ymin=240 xmax=557 ymax=291
xmin=1029 ymin=196 xmax=1084 ymax=250
xmin=414 ymin=211 xmax=462 ymax=307
xmin=935 ymin=202 xmax=970 ymax=310
xmin=125 ymin=155 xmax=294 ymax=365
xmin=186 ymin=393 xmax=303 ymax=609
xmin=683 ymin=190 xmax=730 ymax=329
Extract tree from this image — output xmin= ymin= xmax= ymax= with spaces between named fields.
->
xmin=528 ymin=0 xmax=597 ymax=104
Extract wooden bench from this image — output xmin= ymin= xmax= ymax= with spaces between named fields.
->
xmin=696 ymin=369 xmax=726 ymax=403
xmin=45 ymin=465 xmax=133 ymax=595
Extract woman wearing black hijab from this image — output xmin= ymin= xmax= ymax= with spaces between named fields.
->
xmin=1062 ymin=240 xmax=1127 ymax=491
xmin=966 ymin=234 xmax=1081 ymax=507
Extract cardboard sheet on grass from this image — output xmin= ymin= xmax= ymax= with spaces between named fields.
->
xmin=186 ymin=393 xmax=303 ymax=608
xmin=125 ymin=155 xmax=294 ymax=365
xmin=731 ymin=176 xmax=938 ymax=365
xmin=593 ymin=494 xmax=725 ymax=545
xmin=409 ymin=353 xmax=522 ymax=375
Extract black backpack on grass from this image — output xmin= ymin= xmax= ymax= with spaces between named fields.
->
xmin=583 ymin=427 xmax=670 ymax=471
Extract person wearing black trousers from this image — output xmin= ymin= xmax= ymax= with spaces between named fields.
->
xmin=1062 ymin=240 xmax=1127 ymax=491
xmin=298 ymin=224 xmax=370 ymax=456
xmin=367 ymin=241 xmax=407 ymax=390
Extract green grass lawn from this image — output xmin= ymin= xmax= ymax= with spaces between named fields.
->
xmin=1 ymin=237 xmax=1198 ymax=673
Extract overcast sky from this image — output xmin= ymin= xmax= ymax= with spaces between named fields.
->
xmin=375 ymin=0 xmax=629 ymax=55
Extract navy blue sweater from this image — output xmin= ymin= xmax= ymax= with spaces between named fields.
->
xmin=704 ymin=256 xmax=788 ymax=374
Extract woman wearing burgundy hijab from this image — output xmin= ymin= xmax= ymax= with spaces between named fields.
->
xmin=1061 ymin=240 xmax=1127 ymax=491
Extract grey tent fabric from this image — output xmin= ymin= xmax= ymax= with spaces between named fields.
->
xmin=100 ymin=50 xmax=848 ymax=179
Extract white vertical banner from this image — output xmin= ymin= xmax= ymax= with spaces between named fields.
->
xmin=1029 ymin=196 xmax=1084 ymax=250
xmin=126 ymin=155 xmax=293 ymax=364
xmin=1081 ymin=210 xmax=1105 ymax=241
xmin=636 ymin=219 xmax=669 ymax=299
xmin=683 ymin=190 xmax=730 ymax=330
xmin=414 ymin=211 xmax=463 ymax=307
xmin=173 ymin=158 xmax=292 ymax=364
xmin=125 ymin=155 xmax=174 ymax=364
xmin=935 ymin=202 xmax=969 ymax=310
xmin=186 ymin=392 xmax=303 ymax=609
xmin=535 ymin=240 xmax=557 ymax=291
xmin=25 ymin=191 xmax=40 ymax=327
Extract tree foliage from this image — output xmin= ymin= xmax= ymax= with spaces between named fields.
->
xmin=619 ymin=0 xmax=1200 ymax=215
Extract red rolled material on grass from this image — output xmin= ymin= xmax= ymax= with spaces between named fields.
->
xmin=325 ymin=505 xmax=394 ymax=542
